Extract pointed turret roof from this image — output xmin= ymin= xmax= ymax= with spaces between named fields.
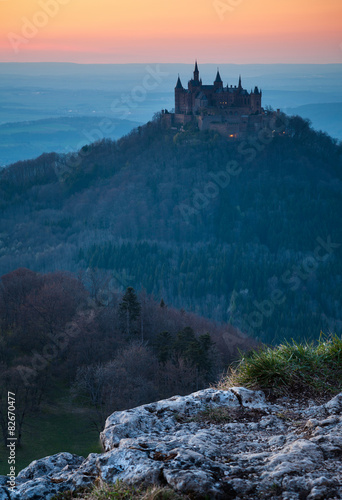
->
xmin=238 ymin=75 xmax=242 ymax=88
xmin=193 ymin=60 xmax=200 ymax=83
xmin=175 ymin=75 xmax=183 ymax=89
xmin=215 ymin=69 xmax=222 ymax=83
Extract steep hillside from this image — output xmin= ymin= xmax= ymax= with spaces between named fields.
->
xmin=0 ymin=114 xmax=341 ymax=343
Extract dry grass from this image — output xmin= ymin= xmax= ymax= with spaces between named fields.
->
xmin=52 ymin=481 xmax=192 ymax=500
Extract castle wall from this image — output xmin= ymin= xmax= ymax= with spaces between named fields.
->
xmin=173 ymin=114 xmax=193 ymax=126
xmin=163 ymin=111 xmax=267 ymax=139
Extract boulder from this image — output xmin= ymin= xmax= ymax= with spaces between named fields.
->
xmin=0 ymin=388 xmax=341 ymax=499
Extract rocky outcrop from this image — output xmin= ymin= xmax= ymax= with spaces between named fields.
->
xmin=1 ymin=387 xmax=342 ymax=499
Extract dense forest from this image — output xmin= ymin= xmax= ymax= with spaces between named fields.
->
xmin=0 ymin=113 xmax=341 ymax=345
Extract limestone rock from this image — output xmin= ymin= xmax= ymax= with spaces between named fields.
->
xmin=15 ymin=452 xmax=84 ymax=484
xmin=324 ymin=392 xmax=342 ymax=414
xmin=0 ymin=388 xmax=341 ymax=499
xmin=0 ymin=453 xmax=85 ymax=500
xmin=0 ymin=490 xmax=11 ymax=500
xmin=100 ymin=387 xmax=242 ymax=451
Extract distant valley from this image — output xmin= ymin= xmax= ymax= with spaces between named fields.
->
xmin=0 ymin=116 xmax=141 ymax=166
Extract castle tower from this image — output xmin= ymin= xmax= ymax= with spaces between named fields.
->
xmin=250 ymin=86 xmax=262 ymax=113
xmin=175 ymin=75 xmax=184 ymax=114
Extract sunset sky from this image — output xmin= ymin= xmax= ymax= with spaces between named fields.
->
xmin=0 ymin=0 xmax=341 ymax=63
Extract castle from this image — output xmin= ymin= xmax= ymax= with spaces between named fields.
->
xmin=163 ymin=62 xmax=266 ymax=138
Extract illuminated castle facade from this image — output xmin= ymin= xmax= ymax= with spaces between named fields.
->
xmin=163 ymin=62 xmax=266 ymax=138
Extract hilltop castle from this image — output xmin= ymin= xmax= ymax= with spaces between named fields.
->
xmin=163 ymin=62 xmax=266 ymax=138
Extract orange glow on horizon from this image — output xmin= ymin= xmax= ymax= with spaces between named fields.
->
xmin=0 ymin=0 xmax=341 ymax=63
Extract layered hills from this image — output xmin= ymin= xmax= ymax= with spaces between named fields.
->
xmin=0 ymin=113 xmax=341 ymax=344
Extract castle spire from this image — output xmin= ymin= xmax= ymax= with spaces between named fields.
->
xmin=215 ymin=68 xmax=222 ymax=83
xmin=194 ymin=60 xmax=199 ymax=82
xmin=238 ymin=75 xmax=242 ymax=88
xmin=214 ymin=67 xmax=223 ymax=90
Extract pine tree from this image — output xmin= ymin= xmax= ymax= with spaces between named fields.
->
xmin=154 ymin=331 xmax=173 ymax=364
xmin=118 ymin=287 xmax=141 ymax=336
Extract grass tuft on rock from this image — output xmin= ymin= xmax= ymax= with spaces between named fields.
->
xmin=53 ymin=481 xmax=191 ymax=499
xmin=219 ymin=334 xmax=342 ymax=397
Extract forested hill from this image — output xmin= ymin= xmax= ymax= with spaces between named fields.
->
xmin=0 ymin=114 xmax=341 ymax=344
